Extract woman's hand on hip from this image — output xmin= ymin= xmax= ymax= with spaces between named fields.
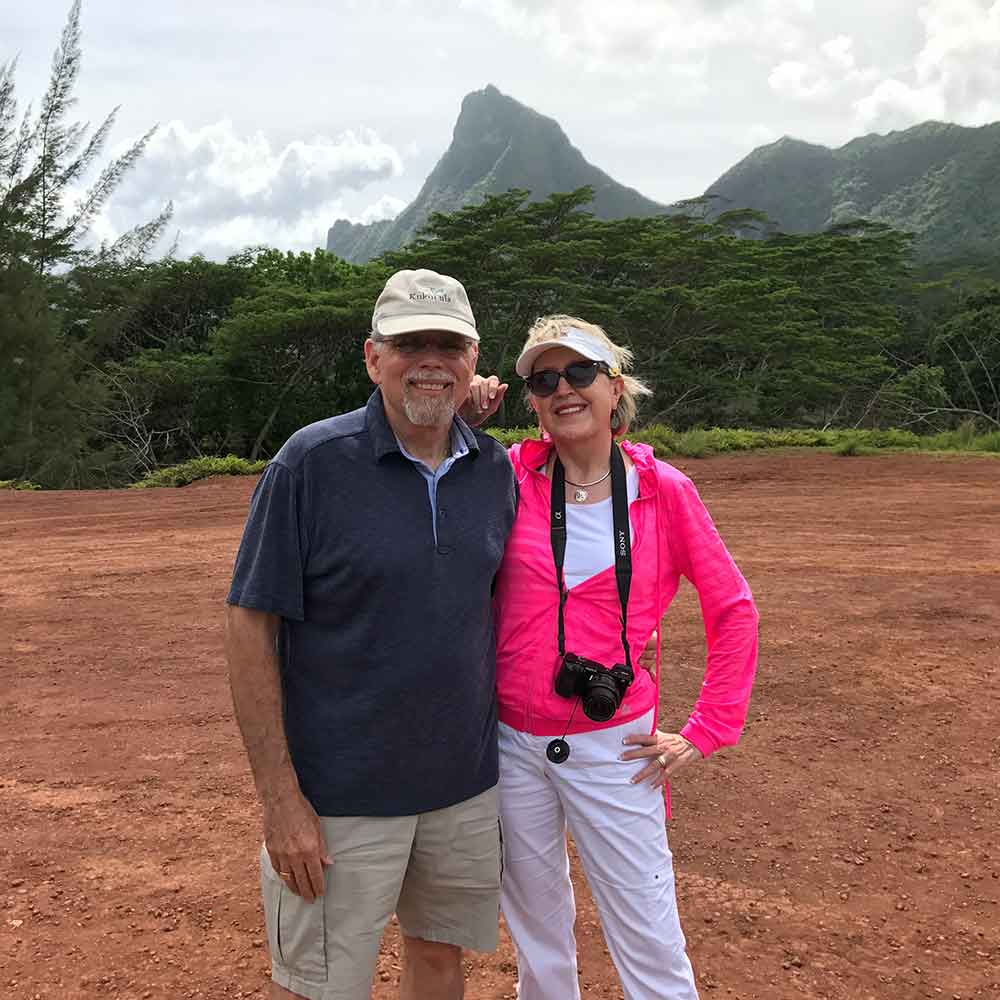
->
xmin=620 ymin=730 xmax=702 ymax=788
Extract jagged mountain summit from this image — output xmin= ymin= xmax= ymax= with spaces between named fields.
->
xmin=328 ymin=87 xmax=1000 ymax=264
xmin=704 ymin=120 xmax=1000 ymax=259
xmin=327 ymin=84 xmax=666 ymax=262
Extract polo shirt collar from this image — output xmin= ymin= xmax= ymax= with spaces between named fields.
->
xmin=365 ymin=389 xmax=480 ymax=462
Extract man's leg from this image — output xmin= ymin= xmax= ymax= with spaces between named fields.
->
xmin=400 ymin=936 xmax=464 ymax=1000
xmin=270 ymin=983 xmax=309 ymax=1000
xmin=260 ymin=816 xmax=416 ymax=1000
xmin=395 ymin=787 xmax=502 ymax=996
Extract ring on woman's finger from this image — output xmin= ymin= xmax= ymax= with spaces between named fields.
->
xmin=278 ymin=871 xmax=292 ymax=878
xmin=657 ymin=753 xmax=669 ymax=769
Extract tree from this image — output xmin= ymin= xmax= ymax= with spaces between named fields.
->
xmin=0 ymin=1 xmax=174 ymax=485
xmin=0 ymin=0 xmax=172 ymax=273
xmin=204 ymin=258 xmax=387 ymax=459
xmin=884 ymin=289 xmax=1000 ymax=429
xmin=387 ymin=189 xmax=913 ymax=430
xmin=0 ymin=259 xmax=101 ymax=485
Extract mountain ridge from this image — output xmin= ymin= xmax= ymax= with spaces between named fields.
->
xmin=327 ymin=85 xmax=1000 ymax=263
xmin=705 ymin=120 xmax=1000 ymax=257
xmin=326 ymin=84 xmax=665 ymax=262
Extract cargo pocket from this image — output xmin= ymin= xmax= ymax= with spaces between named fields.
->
xmin=259 ymin=846 xmax=328 ymax=983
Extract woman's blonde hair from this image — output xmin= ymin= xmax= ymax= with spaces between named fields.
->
xmin=521 ymin=314 xmax=652 ymax=436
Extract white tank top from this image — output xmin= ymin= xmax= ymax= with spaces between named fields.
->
xmin=563 ymin=468 xmax=639 ymax=589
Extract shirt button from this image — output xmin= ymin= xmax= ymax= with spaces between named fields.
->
xmin=436 ymin=544 xmax=453 ymax=555
xmin=438 ymin=507 xmax=446 ymax=519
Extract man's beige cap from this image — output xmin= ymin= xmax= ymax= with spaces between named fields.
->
xmin=372 ymin=269 xmax=479 ymax=341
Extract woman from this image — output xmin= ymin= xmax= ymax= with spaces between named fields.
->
xmin=471 ymin=315 xmax=759 ymax=1000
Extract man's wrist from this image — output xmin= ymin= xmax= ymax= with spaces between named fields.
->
xmin=257 ymin=769 xmax=303 ymax=811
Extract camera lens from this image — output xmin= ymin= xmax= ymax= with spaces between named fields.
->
xmin=582 ymin=675 xmax=620 ymax=722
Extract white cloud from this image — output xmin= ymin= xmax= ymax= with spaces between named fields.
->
xmin=743 ymin=123 xmax=781 ymax=149
xmin=359 ymin=195 xmax=407 ymax=224
xmin=768 ymin=60 xmax=829 ymax=101
xmin=854 ymin=78 xmax=946 ymax=132
xmin=86 ymin=120 xmax=404 ymax=258
xmin=769 ymin=33 xmax=878 ymax=103
xmin=23 ymin=0 xmax=1000 ymax=245
xmin=854 ymin=0 xmax=1000 ymax=131
xmin=820 ymin=35 xmax=855 ymax=71
xmin=460 ymin=0 xmax=815 ymax=77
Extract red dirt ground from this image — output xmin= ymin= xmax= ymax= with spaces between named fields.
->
xmin=2 ymin=451 xmax=998 ymax=1000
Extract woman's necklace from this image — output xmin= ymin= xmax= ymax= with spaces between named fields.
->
xmin=564 ymin=468 xmax=611 ymax=503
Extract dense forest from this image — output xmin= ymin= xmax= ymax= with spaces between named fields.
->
xmin=3 ymin=5 xmax=999 ymax=488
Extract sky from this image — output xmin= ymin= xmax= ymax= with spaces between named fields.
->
xmin=4 ymin=0 xmax=1000 ymax=260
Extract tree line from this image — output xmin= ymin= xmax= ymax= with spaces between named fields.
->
xmin=3 ymin=4 xmax=999 ymax=488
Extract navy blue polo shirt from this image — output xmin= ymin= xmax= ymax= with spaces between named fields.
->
xmin=227 ymin=390 xmax=517 ymax=816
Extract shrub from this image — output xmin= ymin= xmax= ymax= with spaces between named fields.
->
xmin=126 ymin=424 xmax=999 ymax=490
xmin=485 ymin=427 xmax=538 ymax=448
xmin=972 ymin=430 xmax=1000 ymax=453
xmin=923 ymin=423 xmax=1000 ymax=453
xmin=0 ymin=479 xmax=42 ymax=490
xmin=832 ymin=436 xmax=870 ymax=456
xmin=668 ymin=428 xmax=712 ymax=458
xmin=634 ymin=424 xmax=681 ymax=457
xmin=488 ymin=424 xmax=1000 ymax=457
xmin=131 ymin=455 xmax=268 ymax=489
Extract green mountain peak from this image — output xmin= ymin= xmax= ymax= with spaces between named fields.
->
xmin=327 ymin=85 xmax=664 ymax=262
xmin=705 ymin=119 xmax=1000 ymax=257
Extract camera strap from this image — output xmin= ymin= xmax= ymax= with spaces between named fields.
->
xmin=550 ymin=441 xmax=633 ymax=671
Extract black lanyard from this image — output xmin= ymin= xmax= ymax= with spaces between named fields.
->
xmin=550 ymin=442 xmax=633 ymax=671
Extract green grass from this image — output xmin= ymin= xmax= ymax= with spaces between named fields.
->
xmin=0 ymin=478 xmax=42 ymax=490
xmin=831 ymin=435 xmax=878 ymax=457
xmin=122 ymin=424 xmax=999 ymax=488
xmin=921 ymin=426 xmax=1000 ymax=453
xmin=481 ymin=427 xmax=533 ymax=449
xmin=130 ymin=455 xmax=268 ymax=489
xmin=489 ymin=424 xmax=999 ymax=458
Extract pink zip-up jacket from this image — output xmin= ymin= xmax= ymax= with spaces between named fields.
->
xmin=493 ymin=438 xmax=759 ymax=759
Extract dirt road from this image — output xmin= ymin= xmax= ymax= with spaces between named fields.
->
xmin=2 ymin=452 xmax=997 ymax=999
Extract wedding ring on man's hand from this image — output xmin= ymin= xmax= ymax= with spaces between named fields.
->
xmin=657 ymin=754 xmax=669 ymax=769
xmin=278 ymin=871 xmax=291 ymax=878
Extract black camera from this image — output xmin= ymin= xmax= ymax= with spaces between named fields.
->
xmin=554 ymin=653 xmax=634 ymax=722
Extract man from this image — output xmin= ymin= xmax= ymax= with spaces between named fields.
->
xmin=225 ymin=269 xmax=517 ymax=1000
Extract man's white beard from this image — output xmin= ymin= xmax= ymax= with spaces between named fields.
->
xmin=402 ymin=391 xmax=456 ymax=426
xmin=401 ymin=365 xmax=457 ymax=426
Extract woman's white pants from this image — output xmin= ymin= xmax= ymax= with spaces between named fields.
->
xmin=498 ymin=711 xmax=699 ymax=1000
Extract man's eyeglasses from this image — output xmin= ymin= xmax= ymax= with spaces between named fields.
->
xmin=389 ymin=334 xmax=472 ymax=356
xmin=524 ymin=360 xmax=610 ymax=397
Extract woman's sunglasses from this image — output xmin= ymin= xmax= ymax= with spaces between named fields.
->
xmin=524 ymin=360 xmax=611 ymax=397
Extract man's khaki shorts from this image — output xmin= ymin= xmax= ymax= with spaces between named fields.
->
xmin=259 ymin=785 xmax=501 ymax=1000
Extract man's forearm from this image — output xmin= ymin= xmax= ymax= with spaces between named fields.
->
xmin=224 ymin=605 xmax=301 ymax=806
